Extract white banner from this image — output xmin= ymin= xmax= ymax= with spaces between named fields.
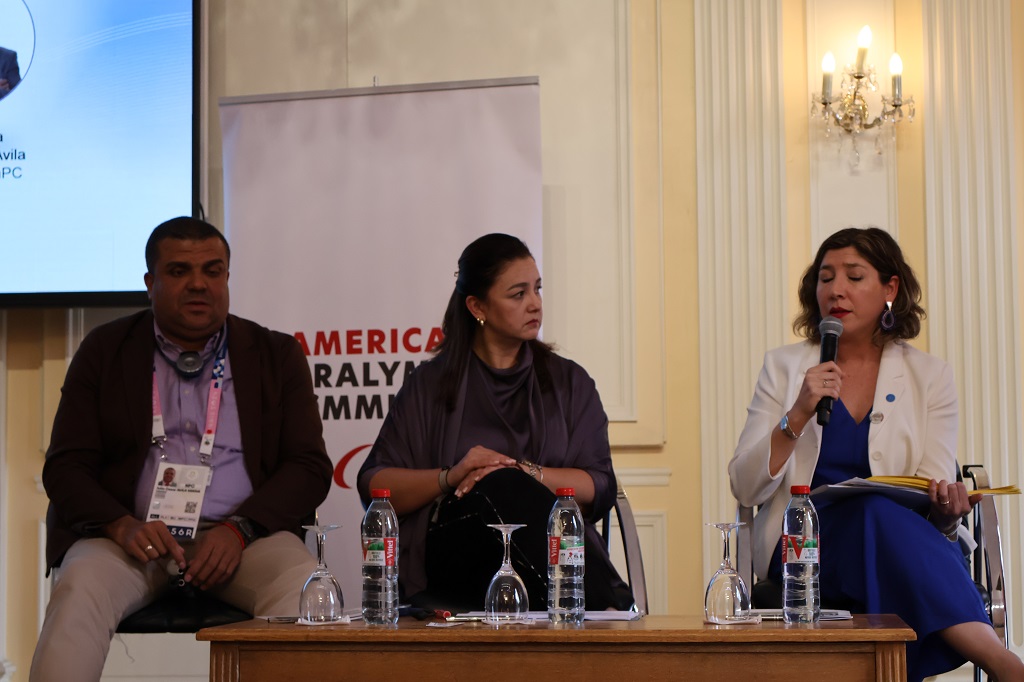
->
xmin=220 ymin=78 xmax=542 ymax=608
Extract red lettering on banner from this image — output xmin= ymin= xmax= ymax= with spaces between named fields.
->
xmin=316 ymin=331 xmax=342 ymax=355
xmin=295 ymin=327 xmax=444 ymax=356
xmin=426 ymin=327 xmax=443 ymax=351
xmin=346 ymin=329 xmax=362 ymax=354
xmin=403 ymin=328 xmax=421 ymax=353
xmin=367 ymin=329 xmax=385 ymax=353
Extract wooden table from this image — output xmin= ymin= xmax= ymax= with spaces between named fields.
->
xmin=197 ymin=614 xmax=915 ymax=682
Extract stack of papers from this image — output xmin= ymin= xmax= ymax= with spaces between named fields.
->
xmin=866 ymin=475 xmax=1020 ymax=496
xmin=810 ymin=476 xmax=1020 ymax=511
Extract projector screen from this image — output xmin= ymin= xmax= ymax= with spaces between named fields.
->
xmin=0 ymin=0 xmax=198 ymax=307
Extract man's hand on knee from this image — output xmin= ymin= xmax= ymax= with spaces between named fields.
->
xmin=104 ymin=515 xmax=186 ymax=569
xmin=184 ymin=524 xmax=243 ymax=589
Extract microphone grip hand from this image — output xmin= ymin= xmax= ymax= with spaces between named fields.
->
xmin=816 ymin=397 xmax=832 ymax=425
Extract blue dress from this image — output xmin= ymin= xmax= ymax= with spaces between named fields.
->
xmin=768 ymin=400 xmax=990 ymax=682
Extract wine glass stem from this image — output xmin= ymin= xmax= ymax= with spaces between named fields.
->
xmin=721 ymin=528 xmax=732 ymax=570
xmin=316 ymin=531 xmax=327 ymax=566
xmin=502 ymin=531 xmax=513 ymax=568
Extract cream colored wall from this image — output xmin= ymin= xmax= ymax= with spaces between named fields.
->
xmin=3 ymin=310 xmax=66 ymax=680
xmin=654 ymin=0 xmax=703 ymax=615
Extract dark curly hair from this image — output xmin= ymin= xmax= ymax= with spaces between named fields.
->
xmin=794 ymin=227 xmax=925 ymax=343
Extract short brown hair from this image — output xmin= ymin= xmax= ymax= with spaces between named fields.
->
xmin=794 ymin=227 xmax=925 ymax=343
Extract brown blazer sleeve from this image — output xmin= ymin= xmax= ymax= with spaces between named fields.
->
xmin=225 ymin=316 xmax=332 ymax=536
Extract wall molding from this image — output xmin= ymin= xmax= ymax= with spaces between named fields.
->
xmin=616 ymin=467 xmax=671 ymax=487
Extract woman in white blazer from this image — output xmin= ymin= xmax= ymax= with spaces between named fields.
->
xmin=730 ymin=227 xmax=1022 ymax=682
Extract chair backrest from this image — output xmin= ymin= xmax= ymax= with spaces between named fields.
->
xmin=962 ymin=464 xmax=1007 ymax=648
xmin=601 ymin=477 xmax=649 ymax=615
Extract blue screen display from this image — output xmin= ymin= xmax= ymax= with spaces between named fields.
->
xmin=0 ymin=0 xmax=195 ymax=303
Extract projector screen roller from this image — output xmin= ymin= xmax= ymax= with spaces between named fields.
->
xmin=0 ymin=0 xmax=197 ymax=306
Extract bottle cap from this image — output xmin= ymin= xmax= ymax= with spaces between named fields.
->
xmin=790 ymin=485 xmax=811 ymax=495
xmin=370 ymin=488 xmax=391 ymax=498
xmin=556 ymin=487 xmax=575 ymax=496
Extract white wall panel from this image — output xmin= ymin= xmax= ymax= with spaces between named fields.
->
xmin=807 ymin=0 xmax=898 ymax=247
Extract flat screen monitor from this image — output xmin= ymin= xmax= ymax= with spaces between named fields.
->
xmin=0 ymin=0 xmax=198 ymax=307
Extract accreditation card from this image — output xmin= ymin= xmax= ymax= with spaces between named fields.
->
xmin=146 ymin=464 xmax=212 ymax=541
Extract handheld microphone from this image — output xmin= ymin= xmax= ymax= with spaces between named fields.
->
xmin=816 ymin=316 xmax=844 ymax=426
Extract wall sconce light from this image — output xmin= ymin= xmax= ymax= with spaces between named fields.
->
xmin=810 ymin=25 xmax=915 ymax=166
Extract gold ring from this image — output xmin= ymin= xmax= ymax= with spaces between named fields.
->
xmin=823 ymin=379 xmax=830 ymax=387
xmin=144 ymin=544 xmax=155 ymax=552
xmin=939 ymin=500 xmax=950 ymax=506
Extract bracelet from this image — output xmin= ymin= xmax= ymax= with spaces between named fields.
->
xmin=438 ymin=466 xmax=455 ymax=494
xmin=780 ymin=413 xmax=802 ymax=440
xmin=521 ymin=459 xmax=541 ymax=480
xmin=219 ymin=520 xmax=246 ymax=549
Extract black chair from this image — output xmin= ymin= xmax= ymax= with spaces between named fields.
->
xmin=736 ymin=464 xmax=1008 ymax=681
xmin=116 ymin=582 xmax=251 ymax=634
xmin=602 ymin=476 xmax=649 ymax=615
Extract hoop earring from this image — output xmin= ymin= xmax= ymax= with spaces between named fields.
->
xmin=880 ymin=301 xmax=896 ymax=331
xmin=476 ymin=317 xmax=485 ymax=327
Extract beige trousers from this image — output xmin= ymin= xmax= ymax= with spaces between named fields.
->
xmin=29 ymin=530 xmax=316 ymax=682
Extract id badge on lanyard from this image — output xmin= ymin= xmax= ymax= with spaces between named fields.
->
xmin=146 ymin=464 xmax=212 ymax=541
xmin=149 ymin=341 xmax=227 ymax=534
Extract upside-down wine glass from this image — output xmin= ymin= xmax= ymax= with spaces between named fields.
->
xmin=299 ymin=523 xmax=345 ymax=623
xmin=484 ymin=523 xmax=530 ymax=624
xmin=704 ymin=522 xmax=751 ymax=623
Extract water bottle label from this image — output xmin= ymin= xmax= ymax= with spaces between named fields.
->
xmin=362 ymin=536 xmax=397 ymax=567
xmin=783 ymin=534 xmax=819 ymax=563
xmin=548 ymin=536 xmax=584 ymax=566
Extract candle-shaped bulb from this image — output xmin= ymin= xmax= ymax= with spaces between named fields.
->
xmin=889 ymin=52 xmax=903 ymax=102
xmin=821 ymin=52 xmax=835 ymax=101
xmin=889 ymin=52 xmax=903 ymax=75
xmin=822 ymin=52 xmax=836 ymax=74
xmin=855 ymin=25 xmax=872 ymax=75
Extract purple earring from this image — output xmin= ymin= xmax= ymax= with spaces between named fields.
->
xmin=880 ymin=301 xmax=895 ymax=331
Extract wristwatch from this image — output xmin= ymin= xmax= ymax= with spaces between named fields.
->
xmin=780 ymin=413 xmax=802 ymax=440
xmin=226 ymin=515 xmax=261 ymax=546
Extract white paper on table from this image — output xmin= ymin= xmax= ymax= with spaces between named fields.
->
xmin=455 ymin=610 xmax=640 ymax=622
xmin=750 ymin=609 xmax=852 ymax=621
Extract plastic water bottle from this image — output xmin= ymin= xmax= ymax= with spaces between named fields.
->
xmin=783 ymin=485 xmax=820 ymax=624
xmin=361 ymin=488 xmax=399 ymax=625
xmin=547 ymin=487 xmax=585 ymax=624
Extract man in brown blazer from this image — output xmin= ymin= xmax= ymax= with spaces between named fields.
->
xmin=31 ymin=217 xmax=333 ymax=681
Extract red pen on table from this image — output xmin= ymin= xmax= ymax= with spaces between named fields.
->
xmin=434 ymin=609 xmax=451 ymax=619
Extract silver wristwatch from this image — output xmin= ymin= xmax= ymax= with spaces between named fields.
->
xmin=780 ymin=413 xmax=802 ymax=440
